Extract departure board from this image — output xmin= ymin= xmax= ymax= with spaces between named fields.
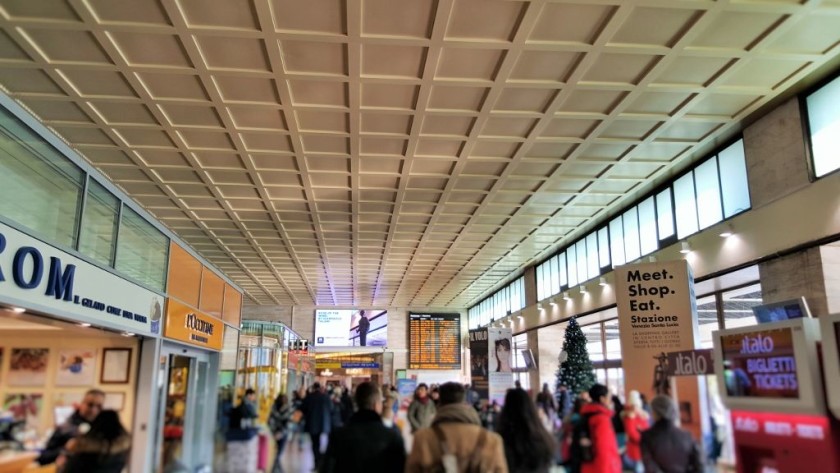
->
xmin=409 ymin=312 xmax=462 ymax=370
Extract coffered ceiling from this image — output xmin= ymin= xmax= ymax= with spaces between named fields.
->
xmin=0 ymin=0 xmax=839 ymax=308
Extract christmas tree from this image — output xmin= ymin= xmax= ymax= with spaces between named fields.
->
xmin=555 ymin=316 xmax=597 ymax=413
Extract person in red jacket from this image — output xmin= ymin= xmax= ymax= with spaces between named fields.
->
xmin=580 ymin=384 xmax=621 ymax=473
xmin=622 ymin=390 xmax=650 ymax=472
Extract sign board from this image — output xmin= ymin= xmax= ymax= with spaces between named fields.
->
xmin=0 ymin=221 xmax=164 ymax=336
xmin=666 ymin=349 xmax=715 ymax=377
xmin=469 ymin=328 xmax=489 ymax=399
xmin=397 ymin=378 xmax=418 ymax=410
xmin=614 ymin=259 xmax=701 ymax=434
xmin=488 ymin=327 xmax=513 ymax=405
xmin=720 ymin=326 xmax=799 ymax=399
xmin=164 ymin=298 xmax=224 ymax=350
xmin=409 ymin=312 xmax=462 ymax=370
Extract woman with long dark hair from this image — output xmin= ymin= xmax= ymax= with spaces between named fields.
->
xmin=497 ymin=388 xmax=556 ymax=473
xmin=494 ymin=338 xmax=512 ymax=372
xmin=62 ymin=410 xmax=131 ymax=473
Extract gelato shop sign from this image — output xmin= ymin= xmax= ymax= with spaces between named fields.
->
xmin=0 ymin=221 xmax=163 ymax=336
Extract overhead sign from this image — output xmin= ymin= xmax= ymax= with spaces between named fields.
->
xmin=666 ymin=349 xmax=715 ymax=377
xmin=314 ymin=309 xmax=388 ymax=347
xmin=164 ymin=298 xmax=224 ymax=350
xmin=0 ymin=221 xmax=163 ymax=336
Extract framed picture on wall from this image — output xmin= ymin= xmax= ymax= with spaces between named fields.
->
xmin=103 ymin=392 xmax=126 ymax=411
xmin=56 ymin=349 xmax=97 ymax=386
xmin=8 ymin=348 xmax=49 ymax=386
xmin=100 ymin=348 xmax=131 ymax=384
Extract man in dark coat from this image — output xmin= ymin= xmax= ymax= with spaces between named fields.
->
xmin=641 ymin=395 xmax=704 ymax=473
xmin=356 ymin=310 xmax=370 ymax=346
xmin=302 ymin=382 xmax=334 ymax=468
xmin=38 ymin=389 xmax=105 ymax=465
xmin=320 ymin=382 xmax=406 ymax=473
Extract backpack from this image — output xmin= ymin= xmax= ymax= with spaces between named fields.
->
xmin=431 ymin=424 xmax=488 ymax=473
xmin=566 ymin=413 xmax=597 ymax=466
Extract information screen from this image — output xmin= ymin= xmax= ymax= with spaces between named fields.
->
xmin=409 ymin=313 xmax=461 ymax=370
xmin=314 ymin=309 xmax=387 ymax=347
xmin=721 ymin=327 xmax=799 ymax=399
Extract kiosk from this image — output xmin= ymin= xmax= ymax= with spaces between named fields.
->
xmin=712 ymin=318 xmax=840 ymax=473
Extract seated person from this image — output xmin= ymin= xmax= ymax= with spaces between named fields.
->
xmin=38 ymin=389 xmax=105 ymax=465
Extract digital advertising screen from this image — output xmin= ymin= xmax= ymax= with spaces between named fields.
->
xmin=314 ymin=309 xmax=387 ymax=347
xmin=721 ymin=327 xmax=799 ymax=399
xmin=409 ymin=312 xmax=461 ymax=370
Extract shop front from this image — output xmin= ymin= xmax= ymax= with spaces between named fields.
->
xmin=0 ymin=218 xmax=162 ymax=469
xmin=315 ymin=353 xmax=385 ymax=390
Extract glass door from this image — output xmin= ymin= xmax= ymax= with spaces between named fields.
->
xmin=156 ymin=344 xmax=218 ymax=472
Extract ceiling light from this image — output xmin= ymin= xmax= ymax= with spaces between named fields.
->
xmin=719 ymin=223 xmax=734 ymax=238
xmin=680 ymin=241 xmax=692 ymax=254
xmin=550 ymin=298 xmax=558 ymax=306
xmin=121 ymin=332 xmax=135 ymax=337
xmin=579 ymin=285 xmax=587 ymax=295
xmin=11 ymin=307 xmax=25 ymax=313
xmin=599 ymin=277 xmax=607 ymax=286
xmin=537 ymin=302 xmax=543 ymax=311
xmin=648 ymin=255 xmax=657 ymax=263
xmin=562 ymin=292 xmax=571 ymax=301
xmin=78 ymin=323 xmax=91 ymax=328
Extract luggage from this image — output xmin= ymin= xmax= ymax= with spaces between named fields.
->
xmin=258 ymin=432 xmax=270 ymax=470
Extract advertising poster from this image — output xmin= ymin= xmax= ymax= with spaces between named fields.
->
xmin=314 ymin=309 xmax=388 ymax=347
xmin=469 ymin=328 xmax=489 ymax=399
xmin=721 ymin=327 xmax=798 ymax=398
xmin=488 ymin=327 xmax=513 ymax=405
xmin=614 ymin=260 xmax=702 ymax=434
xmin=396 ymin=378 xmax=418 ymax=410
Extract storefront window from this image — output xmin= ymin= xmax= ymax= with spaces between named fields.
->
xmin=582 ymin=322 xmax=604 ymax=362
xmin=116 ymin=207 xmax=169 ymax=291
xmin=79 ymin=180 xmax=120 ymax=266
xmin=722 ymin=284 xmax=762 ymax=329
xmin=0 ymin=108 xmax=84 ymax=248
xmin=696 ymin=294 xmax=720 ymax=349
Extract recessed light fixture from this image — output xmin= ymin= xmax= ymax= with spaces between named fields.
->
xmin=11 ymin=307 xmax=25 ymax=313
xmin=562 ymin=292 xmax=571 ymax=301
xmin=599 ymin=277 xmax=607 ymax=286
xmin=78 ymin=323 xmax=91 ymax=328
xmin=680 ymin=241 xmax=692 ymax=254
xmin=648 ymin=255 xmax=657 ymax=263
xmin=550 ymin=298 xmax=558 ymax=306
xmin=537 ymin=302 xmax=543 ymax=311
xmin=579 ymin=285 xmax=587 ymax=295
xmin=121 ymin=332 xmax=135 ymax=337
xmin=719 ymin=223 xmax=734 ymax=238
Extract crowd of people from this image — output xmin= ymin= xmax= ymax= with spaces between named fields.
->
xmin=258 ymin=379 xmax=704 ymax=473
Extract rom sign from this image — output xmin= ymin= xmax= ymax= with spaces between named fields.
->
xmin=667 ymin=349 xmax=715 ymax=377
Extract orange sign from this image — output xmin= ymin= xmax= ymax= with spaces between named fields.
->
xmin=165 ymin=298 xmax=224 ymax=351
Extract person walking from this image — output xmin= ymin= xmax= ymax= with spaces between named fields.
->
xmin=406 ymin=382 xmax=508 ymax=473
xmin=497 ymin=388 xmax=555 ymax=473
xmin=622 ymin=391 xmax=650 ymax=472
xmin=38 ymin=388 xmax=105 ymax=465
xmin=641 ymin=396 xmax=704 ymax=473
xmin=560 ymin=397 xmax=587 ymax=473
xmin=407 ymin=383 xmax=436 ymax=433
xmin=62 ymin=410 xmax=131 ymax=473
xmin=268 ymin=393 xmax=293 ymax=473
xmin=535 ymin=383 xmax=557 ymax=431
xmin=579 ymin=384 xmax=621 ymax=473
xmin=319 ymin=381 xmax=406 ymax=473
xmin=302 ymin=382 xmax=334 ymax=469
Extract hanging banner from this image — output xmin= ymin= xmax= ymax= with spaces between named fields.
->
xmin=488 ymin=327 xmax=514 ymax=405
xmin=469 ymin=328 xmax=489 ymax=399
xmin=614 ymin=259 xmax=703 ymax=436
